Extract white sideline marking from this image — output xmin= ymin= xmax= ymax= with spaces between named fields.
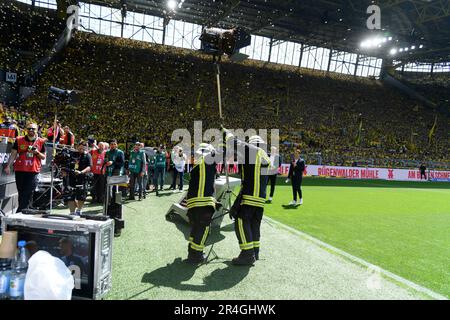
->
xmin=264 ymin=216 xmax=448 ymax=300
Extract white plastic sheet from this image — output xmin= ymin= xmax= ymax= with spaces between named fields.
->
xmin=24 ymin=251 xmax=74 ymax=300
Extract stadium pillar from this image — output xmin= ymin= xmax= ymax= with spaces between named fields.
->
xmin=354 ymin=54 xmax=360 ymax=77
xmin=162 ymin=18 xmax=169 ymax=45
xmin=120 ymin=0 xmax=126 ymax=38
xmin=327 ymin=49 xmax=333 ymax=73
xmin=268 ymin=37 xmax=273 ymax=63
xmin=298 ymin=43 xmax=304 ymax=67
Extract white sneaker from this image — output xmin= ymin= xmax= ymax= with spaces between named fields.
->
xmin=299 ymin=199 xmax=303 ymax=205
xmin=288 ymin=200 xmax=297 ymax=206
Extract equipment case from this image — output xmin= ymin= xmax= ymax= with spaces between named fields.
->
xmin=1 ymin=213 xmax=113 ymax=300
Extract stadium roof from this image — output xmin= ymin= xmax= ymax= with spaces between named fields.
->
xmin=87 ymin=0 xmax=450 ymax=63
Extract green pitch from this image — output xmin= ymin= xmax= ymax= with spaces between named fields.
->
xmin=264 ymin=178 xmax=450 ymax=298
xmin=47 ymin=177 xmax=449 ymax=299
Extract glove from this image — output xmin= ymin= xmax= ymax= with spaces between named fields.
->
xmin=229 ymin=193 xmax=242 ymax=220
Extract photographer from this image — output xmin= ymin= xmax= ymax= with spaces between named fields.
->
xmin=5 ymin=123 xmax=46 ymax=213
xmin=66 ymin=141 xmax=92 ymax=216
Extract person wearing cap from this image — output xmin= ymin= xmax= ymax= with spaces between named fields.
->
xmin=171 ymin=146 xmax=187 ymax=192
xmin=286 ymin=149 xmax=305 ymax=206
xmin=222 ymin=128 xmax=271 ymax=265
xmin=184 ymin=143 xmax=220 ymax=264
xmin=154 ymin=145 xmax=167 ymax=196
xmin=127 ymin=142 xmax=147 ymax=201
xmin=4 ymin=122 xmax=46 ymax=213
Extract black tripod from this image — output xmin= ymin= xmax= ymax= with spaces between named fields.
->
xmin=203 ymin=165 xmax=238 ymax=264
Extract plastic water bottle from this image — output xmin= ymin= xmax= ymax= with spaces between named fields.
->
xmin=0 ymin=258 xmax=12 ymax=300
xmin=9 ymin=241 xmax=28 ymax=300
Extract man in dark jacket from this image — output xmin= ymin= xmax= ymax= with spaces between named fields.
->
xmin=420 ymin=164 xmax=427 ymax=180
xmin=286 ymin=149 xmax=305 ymax=206
xmin=267 ymin=146 xmax=281 ymax=203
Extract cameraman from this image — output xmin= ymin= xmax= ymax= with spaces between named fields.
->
xmin=5 ymin=123 xmax=46 ymax=213
xmin=66 ymin=141 xmax=92 ymax=216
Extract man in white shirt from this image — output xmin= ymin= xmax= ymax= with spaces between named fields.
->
xmin=171 ymin=147 xmax=187 ymax=191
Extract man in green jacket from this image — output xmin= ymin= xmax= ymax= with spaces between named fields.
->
xmin=127 ymin=142 xmax=147 ymax=201
xmin=105 ymin=139 xmax=125 ymax=236
xmin=105 ymin=139 xmax=125 ymax=177
xmin=148 ymin=148 xmax=157 ymax=192
xmin=154 ymin=145 xmax=166 ymax=196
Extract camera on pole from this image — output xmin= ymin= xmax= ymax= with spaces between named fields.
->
xmin=199 ymin=27 xmax=251 ymax=62
xmin=48 ymin=86 xmax=80 ymax=104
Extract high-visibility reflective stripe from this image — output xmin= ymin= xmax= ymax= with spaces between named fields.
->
xmin=200 ymin=227 xmax=209 ymax=246
xmin=240 ymin=242 xmax=254 ymax=250
xmin=189 ymin=242 xmax=204 ymax=251
xmin=187 ymin=202 xmax=215 ymax=209
xmin=241 ymin=200 xmax=265 ymax=208
xmin=199 ymin=159 xmax=205 ymax=198
xmin=187 ymin=200 xmax=215 ymax=206
xmin=241 ymin=199 xmax=265 ymax=206
xmin=242 ymin=195 xmax=265 ymax=203
xmin=186 ymin=197 xmax=215 ymax=203
xmin=253 ymin=241 xmax=260 ymax=248
xmin=253 ymin=151 xmax=261 ymax=197
xmin=238 ymin=218 xmax=247 ymax=245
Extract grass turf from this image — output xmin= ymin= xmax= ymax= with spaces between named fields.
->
xmin=103 ymin=188 xmax=426 ymax=300
xmin=264 ymin=177 xmax=450 ymax=298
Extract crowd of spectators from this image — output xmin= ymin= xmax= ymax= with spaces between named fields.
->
xmin=17 ymin=32 xmax=447 ymax=168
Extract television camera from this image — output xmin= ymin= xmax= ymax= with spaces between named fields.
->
xmin=53 ymin=146 xmax=93 ymax=196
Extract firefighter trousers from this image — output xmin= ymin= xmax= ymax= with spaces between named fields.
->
xmin=187 ymin=206 xmax=215 ymax=254
xmin=234 ymin=205 xmax=263 ymax=257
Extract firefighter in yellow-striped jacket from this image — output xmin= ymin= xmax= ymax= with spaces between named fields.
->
xmin=185 ymin=143 xmax=219 ymax=264
xmin=223 ymin=127 xmax=271 ymax=266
